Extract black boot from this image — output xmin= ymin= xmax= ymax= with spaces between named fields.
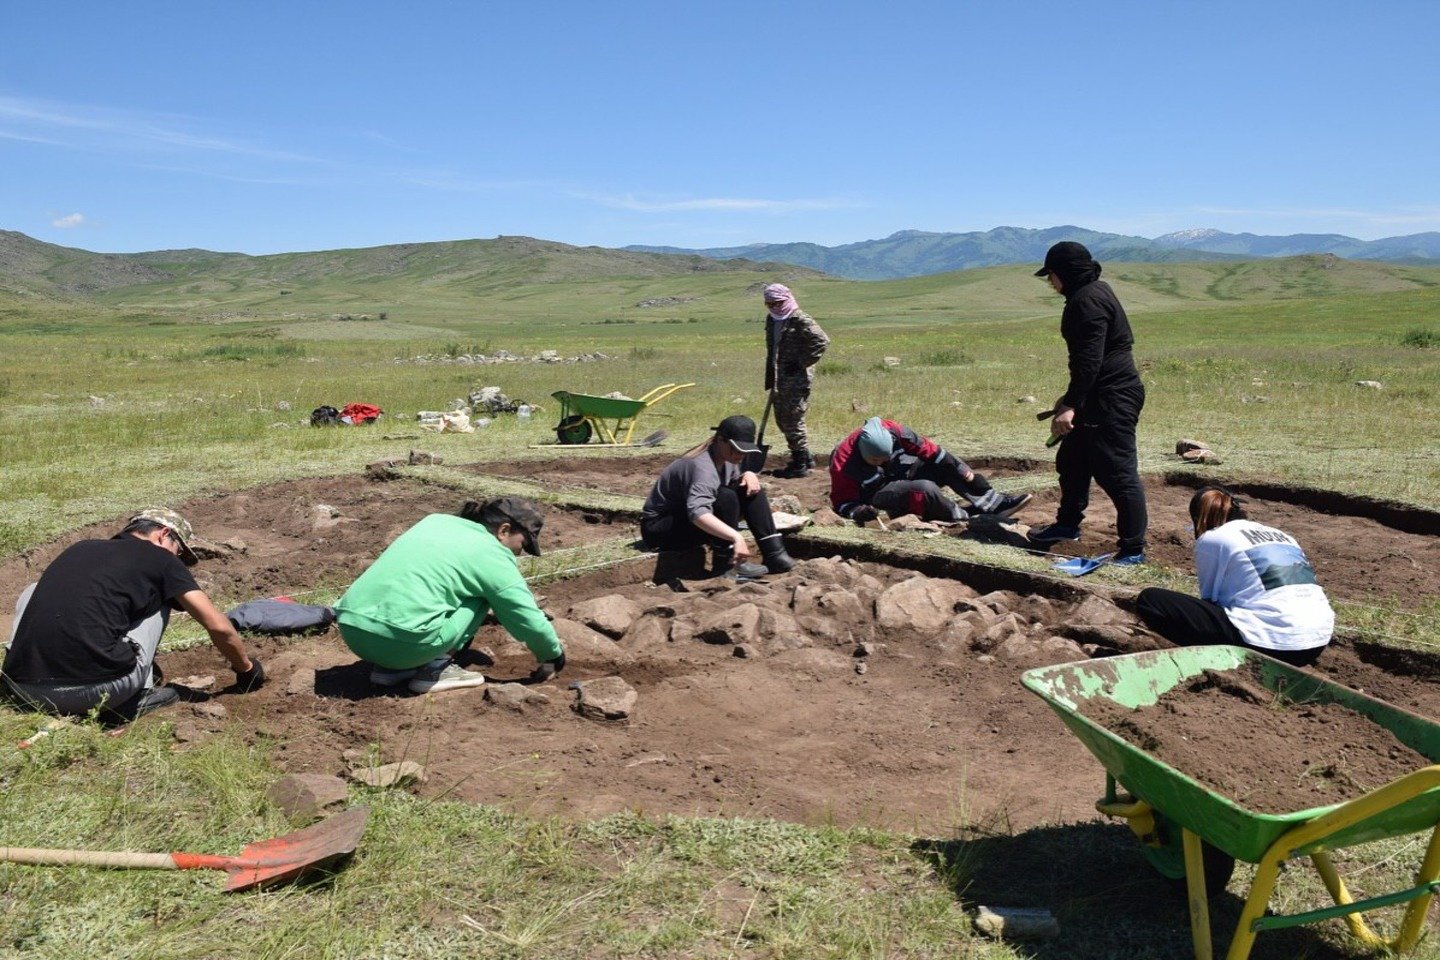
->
xmin=774 ymin=450 xmax=813 ymax=479
xmin=759 ymin=537 xmax=795 ymax=574
xmin=711 ymin=545 xmax=768 ymax=580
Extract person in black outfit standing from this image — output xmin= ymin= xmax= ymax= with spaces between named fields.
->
xmin=1028 ymin=241 xmax=1148 ymax=563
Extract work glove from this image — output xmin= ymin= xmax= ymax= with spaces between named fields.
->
xmin=851 ymin=504 xmax=879 ymax=523
xmin=234 ymin=658 xmax=265 ymax=693
xmin=904 ymin=457 xmax=924 ymax=480
xmin=529 ymin=652 xmax=566 ymax=683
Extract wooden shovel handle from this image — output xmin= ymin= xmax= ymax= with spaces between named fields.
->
xmin=0 ymin=847 xmax=179 ymax=870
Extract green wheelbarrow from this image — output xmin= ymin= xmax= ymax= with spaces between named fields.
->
xmin=1022 ymin=646 xmax=1440 ymax=960
xmin=548 ymin=383 xmax=695 ymax=446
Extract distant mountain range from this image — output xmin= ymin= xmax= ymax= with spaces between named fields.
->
xmin=0 ymin=229 xmax=819 ymax=300
xmin=627 ymin=226 xmax=1440 ymax=280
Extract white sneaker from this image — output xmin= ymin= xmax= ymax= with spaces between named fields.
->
xmin=369 ymin=665 xmax=421 ymax=687
xmin=408 ymin=662 xmax=486 ymax=694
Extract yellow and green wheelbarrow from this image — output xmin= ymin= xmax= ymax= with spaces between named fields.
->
xmin=1023 ymin=646 xmax=1440 ymax=960
xmin=548 ymin=383 xmax=694 ymax=447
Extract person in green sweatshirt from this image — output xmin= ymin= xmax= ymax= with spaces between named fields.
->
xmin=335 ymin=496 xmax=565 ymax=694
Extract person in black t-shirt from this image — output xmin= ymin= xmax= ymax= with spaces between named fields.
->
xmin=2 ymin=508 xmax=265 ymax=720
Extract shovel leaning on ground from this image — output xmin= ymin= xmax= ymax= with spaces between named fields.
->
xmin=0 ymin=806 xmax=370 ymax=892
xmin=741 ymin=394 xmax=774 ymax=474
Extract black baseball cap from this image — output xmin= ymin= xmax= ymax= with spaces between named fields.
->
xmin=482 ymin=496 xmax=544 ymax=556
xmin=1035 ymin=240 xmax=1094 ymax=277
xmin=712 ymin=414 xmax=762 ymax=454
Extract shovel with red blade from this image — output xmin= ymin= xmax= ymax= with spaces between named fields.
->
xmin=0 ymin=806 xmax=370 ymax=892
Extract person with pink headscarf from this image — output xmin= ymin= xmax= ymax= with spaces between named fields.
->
xmin=762 ymin=283 xmax=830 ymax=477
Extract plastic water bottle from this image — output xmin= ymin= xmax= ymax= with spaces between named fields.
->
xmin=516 ymin=404 xmax=532 ymax=419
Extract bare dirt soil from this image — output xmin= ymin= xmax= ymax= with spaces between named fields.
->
xmin=1081 ymin=663 xmax=1433 ymax=814
xmin=465 ymin=453 xmax=1440 ymax=607
xmin=3 ymin=469 xmax=1437 ymax=840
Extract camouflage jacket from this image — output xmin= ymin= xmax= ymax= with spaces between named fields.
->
xmin=764 ymin=310 xmax=830 ymax=391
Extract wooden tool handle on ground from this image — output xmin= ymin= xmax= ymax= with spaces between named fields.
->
xmin=0 ymin=847 xmax=178 ymax=870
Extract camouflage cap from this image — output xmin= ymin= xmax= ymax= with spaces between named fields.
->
xmin=130 ymin=507 xmax=199 ymax=565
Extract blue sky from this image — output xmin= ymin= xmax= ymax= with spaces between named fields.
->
xmin=4 ymin=1 xmax=1437 ymax=254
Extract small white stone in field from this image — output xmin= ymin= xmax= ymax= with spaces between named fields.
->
xmin=1355 ymin=380 xmax=1384 ymax=390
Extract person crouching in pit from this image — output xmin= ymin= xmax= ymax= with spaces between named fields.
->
xmin=829 ymin=416 xmax=1032 ymax=525
xmin=641 ymin=415 xmax=796 ymax=579
xmin=335 ymin=497 xmax=565 ymax=693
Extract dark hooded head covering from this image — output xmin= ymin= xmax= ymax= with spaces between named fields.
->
xmin=1034 ymin=241 xmax=1102 ymax=297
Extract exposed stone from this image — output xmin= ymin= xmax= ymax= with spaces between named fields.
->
xmin=694 ymin=603 xmax=761 ymax=646
xmin=875 ymin=576 xmax=977 ymax=635
xmin=551 ymin=619 xmax=633 ymax=667
xmin=733 ymin=643 xmax=759 ymax=659
xmin=758 ymin=608 xmax=809 ymax=652
xmin=973 ymin=591 xmax=1014 ymax=616
xmin=808 ymin=508 xmax=849 ymax=528
xmin=267 ymin=773 xmax=349 ymax=821
xmin=574 ymin=676 xmax=637 ymax=721
xmin=1069 ymin=595 xmax=1125 ymax=627
xmin=1175 ymin=438 xmax=1211 ymax=455
xmin=366 ymin=459 xmax=402 ymax=480
xmin=407 ymin=450 xmax=443 ymax=465
xmin=189 ymin=701 xmax=228 ymax=721
xmin=349 ymin=761 xmax=426 ymax=788
xmin=1355 ymin=380 xmax=1384 ymax=390
xmin=855 ymin=661 xmax=868 ymax=675
xmin=286 ymin=667 xmax=316 ymax=697
xmin=1036 ymin=636 xmax=1088 ymax=662
xmin=791 ymin=585 xmax=867 ymax=623
xmin=568 ymin=595 xmax=641 ymax=639
xmin=934 ymin=617 xmax=978 ymax=652
xmin=769 ymin=493 xmax=804 ymax=515
xmin=620 ymin=613 xmax=672 ymax=651
xmin=189 ymin=538 xmax=243 ymax=561
xmin=993 ymin=635 xmax=1044 ymax=662
xmin=485 ymin=683 xmax=552 ymax=712
xmin=972 ymin=614 xmax=1026 ymax=654
xmin=884 ymin=514 xmax=941 ymax=533
xmin=883 ymin=356 xmax=901 ymax=367
xmin=669 ymin=619 xmax=698 ymax=645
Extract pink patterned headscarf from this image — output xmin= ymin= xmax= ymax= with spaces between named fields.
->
xmin=762 ymin=283 xmax=799 ymax=321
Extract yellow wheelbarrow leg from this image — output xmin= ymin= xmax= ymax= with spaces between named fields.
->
xmin=1311 ymin=824 xmax=1440 ymax=953
xmin=1183 ymin=829 xmax=1215 ymax=960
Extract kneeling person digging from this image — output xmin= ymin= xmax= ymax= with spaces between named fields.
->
xmin=641 ymin=415 xmax=795 ymax=579
xmin=2 ymin=508 xmax=264 ymax=722
xmin=335 ymin=497 xmax=565 ymax=693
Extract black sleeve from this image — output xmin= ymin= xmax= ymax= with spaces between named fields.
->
xmin=158 ymin=554 xmax=200 ymax=607
xmin=1060 ymin=299 xmax=1109 ymax=410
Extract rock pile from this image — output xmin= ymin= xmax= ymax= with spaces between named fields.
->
xmin=552 ymin=557 xmax=1154 ymax=671
xmin=397 ymin=349 xmax=612 ymax=365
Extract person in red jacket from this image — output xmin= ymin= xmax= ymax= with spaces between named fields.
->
xmin=829 ymin=417 xmax=1031 ymax=523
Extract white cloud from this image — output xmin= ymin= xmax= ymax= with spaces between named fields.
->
xmin=0 ymin=93 xmax=327 ymax=164
xmin=51 ymin=213 xmax=85 ymax=229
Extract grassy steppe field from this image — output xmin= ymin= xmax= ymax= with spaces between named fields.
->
xmin=2 ymin=252 xmax=1439 ymax=958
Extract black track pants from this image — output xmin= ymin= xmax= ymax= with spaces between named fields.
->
xmin=1135 ymin=587 xmax=1324 ymax=667
xmin=641 ymin=485 xmax=780 ymax=551
xmin=1054 ymin=388 xmax=1148 ymax=554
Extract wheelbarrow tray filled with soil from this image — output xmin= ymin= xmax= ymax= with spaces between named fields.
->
xmin=1021 ymin=646 xmax=1440 ymax=864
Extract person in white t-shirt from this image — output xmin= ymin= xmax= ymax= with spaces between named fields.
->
xmin=1135 ymin=486 xmax=1334 ymax=667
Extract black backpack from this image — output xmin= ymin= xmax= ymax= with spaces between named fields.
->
xmin=310 ymin=405 xmax=341 ymax=427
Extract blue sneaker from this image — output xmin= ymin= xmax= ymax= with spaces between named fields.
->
xmin=1111 ymin=552 xmax=1147 ymax=567
xmin=1028 ymin=523 xmax=1081 ymax=544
